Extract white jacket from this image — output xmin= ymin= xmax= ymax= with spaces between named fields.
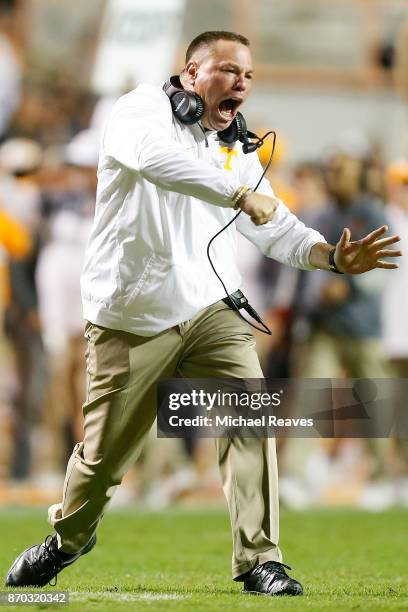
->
xmin=81 ymin=84 xmax=325 ymax=336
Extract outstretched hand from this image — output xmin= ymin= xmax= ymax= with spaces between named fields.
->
xmin=334 ymin=225 xmax=402 ymax=274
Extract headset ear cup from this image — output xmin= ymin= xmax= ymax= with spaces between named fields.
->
xmin=218 ymin=121 xmax=238 ymax=145
xmin=190 ymin=94 xmax=204 ymax=123
xmin=217 ymin=112 xmax=247 ymax=144
xmin=171 ymin=91 xmax=204 ymax=125
xmin=163 ymin=76 xmax=204 ymax=125
xmin=235 ymin=112 xmax=247 ymax=139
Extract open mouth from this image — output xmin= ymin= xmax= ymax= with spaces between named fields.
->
xmin=218 ymin=98 xmax=241 ymax=121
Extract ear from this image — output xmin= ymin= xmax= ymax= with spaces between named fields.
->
xmin=183 ymin=61 xmax=198 ymax=86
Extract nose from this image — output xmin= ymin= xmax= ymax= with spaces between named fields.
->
xmin=234 ymin=73 xmax=247 ymax=93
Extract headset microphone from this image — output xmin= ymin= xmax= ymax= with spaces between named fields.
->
xmin=217 ymin=111 xmax=261 ymax=154
xmin=241 ymin=131 xmax=261 ymax=154
xmin=229 ymin=114 xmax=272 ymax=155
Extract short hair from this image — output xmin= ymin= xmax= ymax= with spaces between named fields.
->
xmin=185 ymin=31 xmax=250 ymax=64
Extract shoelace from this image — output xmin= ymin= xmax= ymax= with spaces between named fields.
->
xmin=32 ymin=535 xmax=60 ymax=586
xmin=258 ymin=561 xmax=293 ymax=592
xmin=262 ymin=561 xmax=292 ymax=573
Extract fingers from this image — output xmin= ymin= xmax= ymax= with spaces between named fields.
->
xmin=376 ymin=249 xmax=402 ymax=258
xmin=251 ymin=216 xmax=270 ymax=225
xmin=370 ymin=235 xmax=401 ymax=249
xmin=361 ymin=225 xmax=388 ymax=244
xmin=245 ymin=194 xmax=277 ymax=225
xmin=376 ymin=261 xmax=400 ymax=269
xmin=338 ymin=227 xmax=350 ymax=248
xmin=250 ymin=206 xmax=277 ymax=225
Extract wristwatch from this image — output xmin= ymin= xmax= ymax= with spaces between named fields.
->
xmin=328 ymin=247 xmax=344 ymax=274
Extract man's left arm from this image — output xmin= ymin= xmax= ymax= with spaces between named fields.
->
xmin=311 ymin=226 xmax=401 ymax=275
xmin=237 ymin=152 xmax=402 ymax=273
xmin=236 ymin=151 xmax=327 ymax=270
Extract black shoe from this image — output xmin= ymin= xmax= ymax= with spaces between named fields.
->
xmin=242 ymin=561 xmax=303 ymax=596
xmin=5 ymin=533 xmax=96 ymax=587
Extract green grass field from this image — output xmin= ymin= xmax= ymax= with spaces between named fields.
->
xmin=1 ymin=507 xmax=407 ymax=611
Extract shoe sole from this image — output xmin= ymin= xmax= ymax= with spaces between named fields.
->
xmin=243 ymin=587 xmax=303 ymax=596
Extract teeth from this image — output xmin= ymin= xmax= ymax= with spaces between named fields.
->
xmin=220 ymin=100 xmax=235 ymax=112
xmin=219 ymin=106 xmax=233 ymax=119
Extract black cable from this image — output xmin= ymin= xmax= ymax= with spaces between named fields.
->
xmin=206 ymin=131 xmax=277 ymax=335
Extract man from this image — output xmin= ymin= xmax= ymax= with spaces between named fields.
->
xmin=5 ymin=31 xmax=401 ymax=596
xmin=0 ymin=138 xmax=44 ymax=480
xmin=381 ymin=159 xmax=408 ymax=483
xmin=382 ymin=158 xmax=408 ymax=376
xmin=293 ymin=152 xmax=391 ymax=380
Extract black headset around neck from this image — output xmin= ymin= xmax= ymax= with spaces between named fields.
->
xmin=163 ymin=75 xmax=259 ymax=153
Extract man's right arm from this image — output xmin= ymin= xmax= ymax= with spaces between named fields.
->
xmin=103 ymin=86 xmax=277 ymax=225
xmin=103 ymin=86 xmax=240 ymax=208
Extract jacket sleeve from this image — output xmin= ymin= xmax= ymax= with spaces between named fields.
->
xmin=102 ymin=85 xmax=241 ymax=208
xmin=236 ymin=150 xmax=327 ymax=270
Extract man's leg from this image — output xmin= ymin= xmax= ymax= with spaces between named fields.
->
xmin=49 ymin=322 xmax=183 ymax=553
xmin=297 ymin=330 xmax=343 ymax=378
xmin=6 ymin=321 xmax=185 ymax=587
xmin=178 ymin=301 xmax=282 ymax=579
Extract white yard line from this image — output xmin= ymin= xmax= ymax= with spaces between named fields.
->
xmin=69 ymin=591 xmax=189 ymax=602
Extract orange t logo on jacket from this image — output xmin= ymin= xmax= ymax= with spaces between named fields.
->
xmin=220 ymin=147 xmax=237 ymax=171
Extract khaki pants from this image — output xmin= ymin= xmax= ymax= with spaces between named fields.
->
xmin=297 ymin=330 xmax=388 ymax=378
xmin=293 ymin=330 xmax=389 ymax=476
xmin=48 ymin=301 xmax=281 ymax=579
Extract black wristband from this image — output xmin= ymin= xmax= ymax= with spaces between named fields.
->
xmin=328 ymin=247 xmax=344 ymax=274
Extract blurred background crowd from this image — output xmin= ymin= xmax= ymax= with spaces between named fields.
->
xmin=0 ymin=0 xmax=408 ymax=512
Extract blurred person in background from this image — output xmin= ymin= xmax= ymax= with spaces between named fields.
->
xmin=381 ymin=159 xmax=408 ymax=501
xmin=289 ymin=148 xmax=396 ymax=507
xmin=5 ymin=30 xmax=401 ymax=597
xmin=0 ymin=207 xmax=31 ymax=375
xmin=12 ymin=79 xmax=96 ymax=148
xmin=257 ymin=132 xmax=296 ymax=212
xmin=0 ymin=207 xmax=31 ymax=480
xmin=261 ymin=161 xmax=331 ymax=509
xmin=264 ymin=161 xmax=330 ymax=380
xmin=292 ymin=162 xmax=329 ymax=220
xmin=0 ymin=137 xmax=45 ymax=481
xmin=334 ymin=129 xmax=386 ymax=204
xmin=295 ymin=150 xmax=389 ymax=380
xmin=0 ymin=0 xmax=21 ymax=142
xmin=36 ymin=129 xmax=97 ymax=474
xmin=382 ymin=159 xmax=408 ymax=378
xmin=239 ymin=136 xmax=298 ymax=373
xmin=271 ymin=161 xmax=330 ymax=376
xmin=0 ymin=210 xmax=31 ymax=309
